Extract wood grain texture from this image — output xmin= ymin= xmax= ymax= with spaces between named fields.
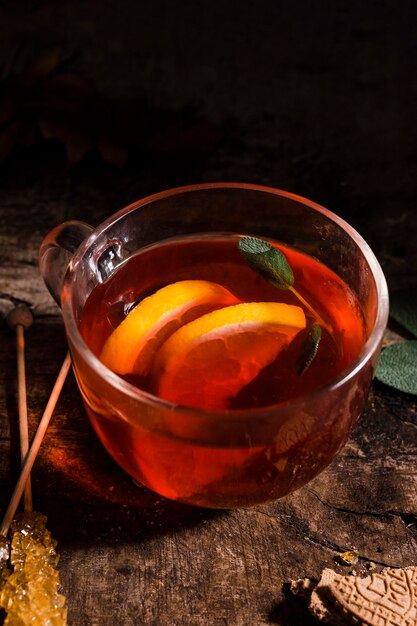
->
xmin=1 ymin=168 xmax=416 ymax=625
xmin=0 ymin=168 xmax=416 ymax=625
xmin=1 ymin=319 xmax=416 ymax=626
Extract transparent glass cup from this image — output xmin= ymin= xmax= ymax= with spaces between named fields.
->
xmin=39 ymin=183 xmax=389 ymax=508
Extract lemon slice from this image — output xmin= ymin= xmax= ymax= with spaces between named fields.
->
xmin=100 ymin=280 xmax=239 ymax=375
xmin=152 ymin=302 xmax=306 ymax=409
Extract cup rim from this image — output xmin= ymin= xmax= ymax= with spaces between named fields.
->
xmin=62 ymin=182 xmax=389 ymax=420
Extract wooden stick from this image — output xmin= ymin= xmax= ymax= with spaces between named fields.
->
xmin=7 ymin=306 xmax=34 ymax=512
xmin=0 ymin=352 xmax=71 ymax=537
xmin=16 ymin=324 xmax=32 ymax=511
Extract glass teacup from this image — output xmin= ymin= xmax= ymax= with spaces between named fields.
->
xmin=39 ymin=183 xmax=388 ymax=508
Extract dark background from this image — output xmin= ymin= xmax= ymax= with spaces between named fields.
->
xmin=0 ymin=0 xmax=416 ymax=291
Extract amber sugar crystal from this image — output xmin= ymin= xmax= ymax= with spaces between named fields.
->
xmin=0 ymin=512 xmax=67 ymax=625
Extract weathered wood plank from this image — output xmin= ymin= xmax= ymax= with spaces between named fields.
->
xmin=1 ymin=317 xmax=416 ymax=625
xmin=0 ymin=163 xmax=416 ymax=624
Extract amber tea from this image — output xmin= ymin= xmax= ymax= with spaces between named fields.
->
xmin=77 ymin=234 xmax=367 ymax=506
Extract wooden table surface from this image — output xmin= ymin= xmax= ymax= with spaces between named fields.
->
xmin=1 ymin=3 xmax=417 ymax=624
xmin=0 ymin=155 xmax=416 ymax=626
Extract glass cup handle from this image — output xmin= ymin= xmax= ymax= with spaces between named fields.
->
xmin=39 ymin=220 xmax=94 ymax=306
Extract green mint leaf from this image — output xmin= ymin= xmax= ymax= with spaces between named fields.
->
xmin=389 ymin=285 xmax=417 ymax=338
xmin=296 ymin=323 xmax=322 ymax=374
xmin=238 ymin=236 xmax=294 ymax=290
xmin=375 ymin=340 xmax=417 ymax=395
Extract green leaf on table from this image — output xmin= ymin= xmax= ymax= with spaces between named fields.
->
xmin=295 ymin=323 xmax=322 ymax=374
xmin=375 ymin=340 xmax=417 ymax=395
xmin=389 ymin=285 xmax=417 ymax=337
xmin=238 ymin=236 xmax=294 ymax=290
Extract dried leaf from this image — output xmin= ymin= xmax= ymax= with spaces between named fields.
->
xmin=0 ymin=49 xmax=129 ymax=168
xmin=20 ymin=47 xmax=62 ymax=86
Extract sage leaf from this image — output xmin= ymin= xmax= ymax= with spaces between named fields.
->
xmin=389 ymin=285 xmax=417 ymax=338
xmin=238 ymin=236 xmax=294 ymax=290
xmin=296 ymin=323 xmax=322 ymax=374
xmin=375 ymin=340 xmax=417 ymax=395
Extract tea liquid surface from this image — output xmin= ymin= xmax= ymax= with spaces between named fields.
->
xmin=80 ymin=234 xmax=366 ymax=409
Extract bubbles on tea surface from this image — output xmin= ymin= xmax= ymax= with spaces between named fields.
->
xmin=105 ymin=294 xmax=142 ymax=330
xmin=124 ymin=300 xmax=139 ymax=317
xmin=106 ymin=300 xmax=127 ymax=329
